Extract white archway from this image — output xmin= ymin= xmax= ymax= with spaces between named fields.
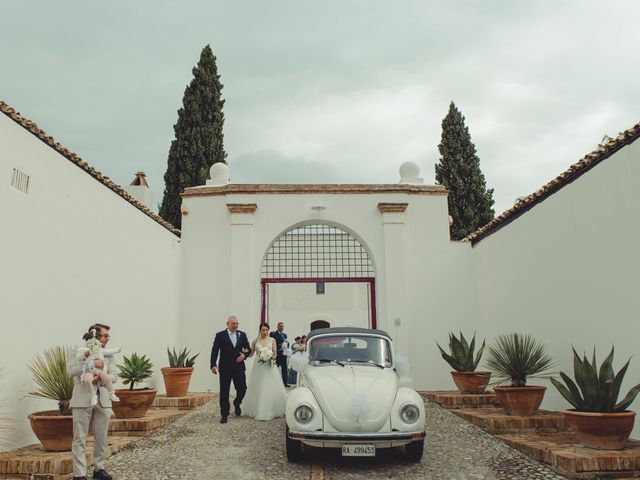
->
xmin=260 ymin=222 xmax=377 ymax=330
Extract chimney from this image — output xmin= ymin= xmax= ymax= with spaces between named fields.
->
xmin=125 ymin=171 xmax=154 ymax=211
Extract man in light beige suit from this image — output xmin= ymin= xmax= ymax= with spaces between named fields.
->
xmin=67 ymin=323 xmax=117 ymax=480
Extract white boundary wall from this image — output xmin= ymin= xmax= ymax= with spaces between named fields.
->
xmin=178 ymin=190 xmax=477 ymax=393
xmin=472 ymin=139 xmax=640 ymax=438
xmin=0 ymin=114 xmax=180 ymax=450
xmin=266 ymin=282 xmax=370 ymax=336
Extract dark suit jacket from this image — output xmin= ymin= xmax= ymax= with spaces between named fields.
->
xmin=270 ymin=330 xmax=288 ymax=360
xmin=210 ymin=329 xmax=251 ymax=373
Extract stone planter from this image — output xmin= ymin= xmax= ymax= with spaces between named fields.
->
xmin=565 ymin=410 xmax=635 ymax=450
xmin=28 ymin=410 xmax=73 ymax=452
xmin=161 ymin=367 xmax=194 ymax=397
xmin=112 ymin=388 xmax=157 ymax=419
xmin=451 ymin=371 xmax=492 ymax=394
xmin=494 ymin=386 xmax=546 ymax=416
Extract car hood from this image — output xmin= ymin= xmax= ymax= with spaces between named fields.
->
xmin=306 ymin=365 xmax=397 ymax=432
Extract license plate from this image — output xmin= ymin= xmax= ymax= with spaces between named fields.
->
xmin=341 ymin=444 xmax=376 ymax=457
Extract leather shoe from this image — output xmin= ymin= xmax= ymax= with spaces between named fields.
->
xmin=92 ymin=469 xmax=113 ymax=480
xmin=234 ymin=405 xmax=241 ymax=417
xmin=220 ymin=416 xmax=228 ymax=424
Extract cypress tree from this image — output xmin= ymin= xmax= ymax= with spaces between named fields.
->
xmin=435 ymin=102 xmax=495 ymax=240
xmin=159 ymin=45 xmax=227 ymax=229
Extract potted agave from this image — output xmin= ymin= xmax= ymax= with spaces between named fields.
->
xmin=485 ymin=333 xmax=555 ymax=416
xmin=112 ymin=353 xmax=156 ymax=419
xmin=551 ymin=347 xmax=640 ymax=450
xmin=27 ymin=346 xmax=74 ymax=451
xmin=161 ymin=347 xmax=199 ymax=397
xmin=437 ymin=332 xmax=490 ymax=394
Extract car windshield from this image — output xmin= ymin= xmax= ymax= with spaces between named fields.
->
xmin=308 ymin=335 xmax=392 ymax=367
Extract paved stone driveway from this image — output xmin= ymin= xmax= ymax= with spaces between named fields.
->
xmin=105 ymin=399 xmax=567 ymax=479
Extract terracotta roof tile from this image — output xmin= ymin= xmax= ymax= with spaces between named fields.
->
xmin=465 ymin=121 xmax=640 ymax=245
xmin=1 ymin=101 xmax=180 ymax=237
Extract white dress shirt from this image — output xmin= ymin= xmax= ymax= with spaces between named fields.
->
xmin=228 ymin=329 xmax=237 ymax=347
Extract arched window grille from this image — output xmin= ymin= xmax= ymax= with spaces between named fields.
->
xmin=261 ymin=224 xmax=374 ymax=278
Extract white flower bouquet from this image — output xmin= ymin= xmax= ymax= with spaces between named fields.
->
xmin=258 ymin=348 xmax=276 ymax=364
xmin=86 ymin=338 xmax=102 ymax=356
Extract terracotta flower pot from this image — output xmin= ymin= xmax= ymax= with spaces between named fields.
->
xmin=111 ymin=388 xmax=157 ymax=419
xmin=494 ymin=386 xmax=546 ymax=416
xmin=161 ymin=367 xmax=194 ymax=397
xmin=565 ymin=410 xmax=635 ymax=450
xmin=451 ymin=371 xmax=492 ymax=394
xmin=28 ymin=410 xmax=73 ymax=452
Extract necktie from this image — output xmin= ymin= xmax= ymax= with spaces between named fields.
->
xmin=230 ymin=332 xmax=237 ymax=347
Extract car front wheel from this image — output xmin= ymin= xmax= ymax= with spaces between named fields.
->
xmin=286 ymin=425 xmax=302 ymax=462
xmin=405 ymin=439 xmax=424 ymax=462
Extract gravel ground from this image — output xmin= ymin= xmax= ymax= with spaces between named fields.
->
xmin=104 ymin=399 xmax=567 ymax=480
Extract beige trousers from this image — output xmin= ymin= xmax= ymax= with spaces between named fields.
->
xmin=71 ymin=400 xmax=112 ymax=477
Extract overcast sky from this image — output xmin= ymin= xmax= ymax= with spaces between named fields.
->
xmin=2 ymin=1 xmax=639 ymax=215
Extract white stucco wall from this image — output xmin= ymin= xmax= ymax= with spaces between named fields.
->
xmin=472 ymin=139 xmax=640 ymax=438
xmin=0 ymin=114 xmax=181 ymax=450
xmin=266 ymin=282 xmax=370 ymax=336
xmin=178 ymin=189 xmax=478 ymax=393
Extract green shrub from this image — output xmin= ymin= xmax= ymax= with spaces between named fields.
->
xmin=437 ymin=332 xmax=485 ymax=372
xmin=167 ymin=347 xmax=199 ymax=368
xmin=550 ymin=347 xmax=640 ymax=412
xmin=485 ymin=333 xmax=555 ymax=387
xmin=28 ymin=346 xmax=74 ymax=415
xmin=117 ymin=353 xmax=154 ymax=391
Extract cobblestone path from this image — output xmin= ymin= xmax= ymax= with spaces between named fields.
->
xmin=105 ymin=399 xmax=567 ymax=479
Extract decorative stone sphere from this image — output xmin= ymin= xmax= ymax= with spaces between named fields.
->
xmin=207 ymin=162 xmax=230 ymax=186
xmin=399 ymin=161 xmax=420 ymax=179
xmin=399 ymin=161 xmax=424 ymax=184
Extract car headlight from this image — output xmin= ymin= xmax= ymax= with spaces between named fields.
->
xmin=294 ymin=404 xmax=313 ymax=423
xmin=400 ymin=403 xmax=420 ymax=424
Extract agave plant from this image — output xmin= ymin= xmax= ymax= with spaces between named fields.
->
xmin=437 ymin=332 xmax=485 ymax=372
xmin=117 ymin=353 xmax=154 ymax=391
xmin=167 ymin=347 xmax=199 ymax=368
xmin=550 ymin=347 xmax=640 ymax=412
xmin=28 ymin=346 xmax=74 ymax=415
xmin=485 ymin=333 xmax=555 ymax=387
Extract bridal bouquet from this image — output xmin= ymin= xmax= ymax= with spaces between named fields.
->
xmin=86 ymin=338 xmax=102 ymax=356
xmin=258 ymin=348 xmax=276 ymax=364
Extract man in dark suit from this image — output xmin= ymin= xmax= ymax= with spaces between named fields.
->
xmin=270 ymin=321 xmax=288 ymax=387
xmin=210 ymin=315 xmax=251 ymax=423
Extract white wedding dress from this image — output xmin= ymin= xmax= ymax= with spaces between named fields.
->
xmin=243 ymin=337 xmax=287 ymax=420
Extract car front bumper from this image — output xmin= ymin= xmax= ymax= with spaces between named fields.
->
xmin=288 ymin=430 xmax=426 ymax=448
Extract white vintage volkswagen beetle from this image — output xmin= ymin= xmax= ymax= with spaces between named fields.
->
xmin=285 ymin=327 xmax=425 ymax=461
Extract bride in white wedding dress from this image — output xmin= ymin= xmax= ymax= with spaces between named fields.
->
xmin=243 ymin=323 xmax=288 ymax=420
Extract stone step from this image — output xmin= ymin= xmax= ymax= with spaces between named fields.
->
xmin=152 ymin=392 xmax=216 ymax=410
xmin=453 ymin=408 xmax=569 ymax=435
xmin=497 ymin=432 xmax=640 ymax=479
xmin=108 ymin=408 xmax=188 ymax=436
xmin=420 ymin=390 xmax=499 ymax=409
xmin=0 ymin=436 xmax=136 ymax=478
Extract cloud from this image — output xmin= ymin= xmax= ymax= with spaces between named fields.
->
xmin=1 ymin=0 xmax=639 ymax=215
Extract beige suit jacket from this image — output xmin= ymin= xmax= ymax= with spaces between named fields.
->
xmin=67 ymin=349 xmax=118 ymax=408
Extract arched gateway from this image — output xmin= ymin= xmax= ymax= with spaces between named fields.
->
xmin=260 ymin=223 xmax=377 ymax=331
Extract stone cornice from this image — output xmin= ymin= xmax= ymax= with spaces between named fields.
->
xmin=183 ymin=184 xmax=447 ymax=197
xmin=227 ymin=203 xmax=257 ymax=214
xmin=377 ymin=202 xmax=408 ymax=213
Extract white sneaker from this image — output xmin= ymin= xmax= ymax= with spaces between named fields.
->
xmin=110 ymin=393 xmax=120 ymax=402
xmin=90 ymin=395 xmax=98 ymax=407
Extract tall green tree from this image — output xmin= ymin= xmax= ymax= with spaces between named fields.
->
xmin=435 ymin=102 xmax=495 ymax=240
xmin=159 ymin=45 xmax=227 ymax=229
